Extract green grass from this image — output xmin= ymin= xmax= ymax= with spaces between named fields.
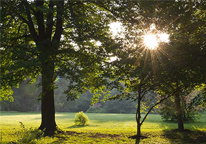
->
xmin=0 ymin=111 xmax=206 ymax=143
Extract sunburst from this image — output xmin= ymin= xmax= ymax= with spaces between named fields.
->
xmin=143 ymin=34 xmax=159 ymax=50
xmin=143 ymin=32 xmax=169 ymax=50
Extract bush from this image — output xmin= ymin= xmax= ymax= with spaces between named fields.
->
xmin=74 ymin=111 xmax=89 ymax=126
xmin=159 ymin=96 xmax=199 ymax=122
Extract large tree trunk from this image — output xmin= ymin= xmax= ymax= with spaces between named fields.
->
xmin=21 ymin=0 xmax=64 ymax=136
xmin=174 ymin=92 xmax=184 ymax=130
xmin=39 ymin=59 xmax=57 ymax=136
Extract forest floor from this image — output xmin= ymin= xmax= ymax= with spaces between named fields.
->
xmin=0 ymin=112 xmax=206 ymax=143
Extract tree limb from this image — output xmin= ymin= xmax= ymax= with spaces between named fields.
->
xmin=46 ymin=0 xmax=54 ymax=40
xmin=22 ymin=0 xmax=38 ymax=41
xmin=52 ymin=0 xmax=64 ymax=44
xmin=35 ymin=0 xmax=45 ymax=40
xmin=140 ymin=89 xmax=179 ymax=126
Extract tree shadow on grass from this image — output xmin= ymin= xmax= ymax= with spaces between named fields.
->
xmin=50 ymin=130 xmax=121 ymax=143
xmin=128 ymin=134 xmax=149 ymax=144
xmin=67 ymin=125 xmax=89 ymax=129
xmin=162 ymin=129 xmax=206 ymax=144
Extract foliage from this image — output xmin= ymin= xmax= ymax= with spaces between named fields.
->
xmin=0 ymin=0 xmax=118 ymax=100
xmin=159 ymin=88 xmax=206 ymax=122
xmin=0 ymin=86 xmax=14 ymax=101
xmin=1 ymin=0 xmax=206 ymax=136
xmin=0 ymin=78 xmax=138 ymax=113
xmin=100 ymin=0 xmax=206 ymax=137
xmin=74 ymin=111 xmax=89 ymax=126
xmin=18 ymin=122 xmax=44 ymax=144
xmin=0 ymin=0 xmax=119 ymax=134
xmin=0 ymin=79 xmax=41 ymax=112
xmin=159 ymin=97 xmax=199 ymax=122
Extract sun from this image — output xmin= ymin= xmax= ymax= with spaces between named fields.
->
xmin=143 ymin=32 xmax=169 ymax=50
xmin=143 ymin=34 xmax=158 ymax=50
xmin=143 ymin=24 xmax=170 ymax=50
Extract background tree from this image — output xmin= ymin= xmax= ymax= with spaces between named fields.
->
xmin=155 ymin=1 xmax=206 ymax=130
xmin=159 ymin=89 xmax=205 ymax=122
xmin=102 ymin=0 xmax=206 ymax=140
xmin=130 ymin=0 xmax=206 ymax=131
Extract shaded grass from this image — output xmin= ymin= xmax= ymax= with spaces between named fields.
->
xmin=162 ymin=130 xmax=206 ymax=144
xmin=0 ymin=111 xmax=206 ymax=143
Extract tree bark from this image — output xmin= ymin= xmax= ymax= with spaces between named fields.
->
xmin=174 ymin=92 xmax=184 ymax=130
xmin=39 ymin=58 xmax=57 ymax=136
xmin=37 ymin=0 xmax=63 ymax=136
xmin=136 ymin=92 xmax=141 ymax=140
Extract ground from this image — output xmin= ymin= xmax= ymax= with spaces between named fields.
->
xmin=0 ymin=112 xmax=206 ymax=143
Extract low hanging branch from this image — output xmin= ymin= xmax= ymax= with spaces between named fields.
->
xmin=140 ymin=89 xmax=180 ymax=126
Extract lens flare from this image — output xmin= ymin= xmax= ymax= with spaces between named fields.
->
xmin=54 ymin=77 xmax=61 ymax=82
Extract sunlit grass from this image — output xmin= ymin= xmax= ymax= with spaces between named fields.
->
xmin=0 ymin=112 xmax=206 ymax=143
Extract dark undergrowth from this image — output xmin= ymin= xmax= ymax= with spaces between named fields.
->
xmin=162 ymin=129 xmax=206 ymax=144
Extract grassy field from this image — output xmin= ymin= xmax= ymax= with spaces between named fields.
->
xmin=0 ymin=112 xmax=206 ymax=143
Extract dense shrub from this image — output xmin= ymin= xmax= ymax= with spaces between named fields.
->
xmin=74 ymin=111 xmax=89 ymax=126
xmin=159 ymin=96 xmax=200 ymax=122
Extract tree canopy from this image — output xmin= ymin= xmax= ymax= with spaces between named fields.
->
xmin=0 ymin=0 xmax=120 ymax=135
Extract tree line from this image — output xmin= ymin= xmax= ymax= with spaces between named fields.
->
xmin=0 ymin=77 xmax=205 ymax=118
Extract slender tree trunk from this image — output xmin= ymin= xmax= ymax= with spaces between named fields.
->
xmin=174 ymin=92 xmax=184 ymax=130
xmin=136 ymin=93 xmax=141 ymax=140
xmin=39 ymin=58 xmax=57 ymax=136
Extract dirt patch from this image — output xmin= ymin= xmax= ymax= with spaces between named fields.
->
xmin=55 ymin=131 xmax=83 ymax=140
xmin=63 ymin=131 xmax=83 ymax=135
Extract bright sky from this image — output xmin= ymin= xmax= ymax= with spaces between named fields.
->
xmin=109 ymin=22 xmax=170 ymax=50
xmin=158 ymin=33 xmax=170 ymax=43
xmin=109 ymin=21 xmax=124 ymax=37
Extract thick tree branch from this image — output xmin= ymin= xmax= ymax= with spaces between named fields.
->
xmin=52 ymin=0 xmax=64 ymax=44
xmin=35 ymin=0 xmax=45 ymax=40
xmin=22 ymin=0 xmax=38 ymax=41
xmin=46 ymin=0 xmax=54 ymax=40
